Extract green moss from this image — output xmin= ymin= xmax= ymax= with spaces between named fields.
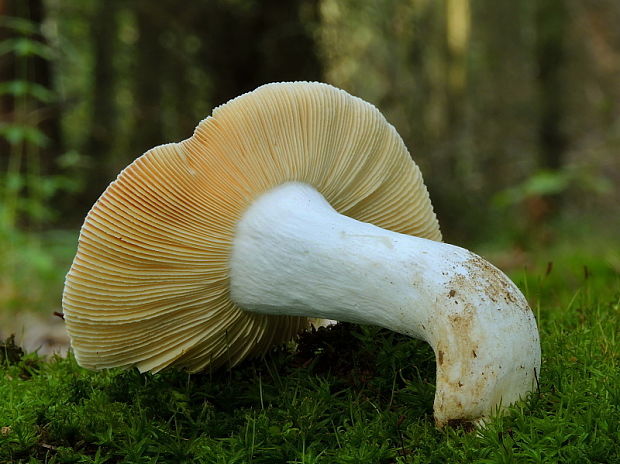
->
xmin=1 ymin=239 xmax=619 ymax=463
xmin=2 ymin=291 xmax=619 ymax=463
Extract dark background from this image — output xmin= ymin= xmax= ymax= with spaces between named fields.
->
xmin=3 ymin=0 xmax=620 ymax=240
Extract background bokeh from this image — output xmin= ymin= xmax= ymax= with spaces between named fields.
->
xmin=1 ymin=0 xmax=619 ymax=351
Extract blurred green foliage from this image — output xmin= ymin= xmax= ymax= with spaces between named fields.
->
xmin=0 ymin=13 xmax=79 ymax=229
xmin=319 ymin=0 xmax=620 ymax=242
xmin=0 ymin=228 xmax=76 ymax=314
xmin=0 ymin=1 xmax=618 ymax=318
xmin=1 ymin=0 xmax=618 ymax=237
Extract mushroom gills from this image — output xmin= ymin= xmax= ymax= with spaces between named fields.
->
xmin=230 ymin=181 xmax=541 ymax=427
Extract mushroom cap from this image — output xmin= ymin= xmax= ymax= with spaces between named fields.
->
xmin=63 ymin=82 xmax=441 ymax=373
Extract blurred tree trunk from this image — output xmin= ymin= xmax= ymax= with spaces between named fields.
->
xmin=443 ymin=0 xmax=471 ymax=191
xmin=0 ymin=0 xmax=61 ymax=173
xmin=26 ymin=0 xmax=61 ymax=174
xmin=424 ymin=0 xmax=472 ymax=239
xmin=257 ymin=0 xmax=323 ymax=81
xmin=0 ymin=0 xmax=13 ymax=165
xmin=83 ymin=0 xmax=120 ymax=205
xmin=444 ymin=0 xmax=470 ymax=131
xmin=534 ymin=0 xmax=568 ymax=215
xmin=77 ymin=0 xmax=322 ymax=204
xmin=123 ymin=0 xmax=322 ymax=151
xmin=0 ymin=0 xmax=63 ymax=228
xmin=130 ymin=0 xmax=167 ymax=157
xmin=201 ymin=0 xmax=323 ymax=107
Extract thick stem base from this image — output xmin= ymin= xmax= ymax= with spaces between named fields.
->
xmin=230 ymin=182 xmax=541 ymax=426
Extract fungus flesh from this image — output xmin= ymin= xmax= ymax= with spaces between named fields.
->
xmin=63 ymin=82 xmax=541 ymax=427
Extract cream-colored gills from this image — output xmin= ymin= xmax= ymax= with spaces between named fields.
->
xmin=63 ymin=82 xmax=440 ymax=373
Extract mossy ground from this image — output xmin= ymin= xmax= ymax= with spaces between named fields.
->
xmin=1 ymin=237 xmax=619 ymax=463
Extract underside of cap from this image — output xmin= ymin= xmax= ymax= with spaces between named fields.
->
xmin=62 ymin=81 xmax=441 ymax=373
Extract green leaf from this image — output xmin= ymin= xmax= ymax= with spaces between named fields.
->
xmin=57 ymin=150 xmax=86 ymax=169
xmin=521 ymin=170 xmax=570 ymax=196
xmin=3 ymin=172 xmax=24 ymax=191
xmin=492 ymin=169 xmax=572 ymax=208
xmin=0 ymin=81 xmax=55 ymax=102
xmin=0 ymin=38 xmax=53 ymax=59
xmin=17 ymin=197 xmax=53 ymax=222
xmin=0 ymin=16 xmax=38 ymax=36
xmin=0 ymin=123 xmax=49 ymax=147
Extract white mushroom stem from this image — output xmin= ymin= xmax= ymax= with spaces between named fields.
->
xmin=230 ymin=182 xmax=541 ymax=426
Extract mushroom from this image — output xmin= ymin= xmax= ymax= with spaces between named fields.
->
xmin=63 ymin=82 xmax=541 ymax=427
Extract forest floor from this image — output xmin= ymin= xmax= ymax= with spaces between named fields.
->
xmin=0 ymin=229 xmax=619 ymax=463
